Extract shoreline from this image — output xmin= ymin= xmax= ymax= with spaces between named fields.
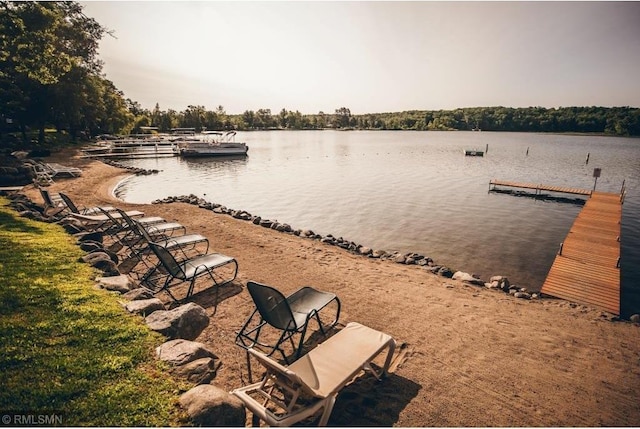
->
xmin=19 ymin=150 xmax=640 ymax=426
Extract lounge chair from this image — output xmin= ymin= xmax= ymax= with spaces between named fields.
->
xmin=231 ymin=322 xmax=396 ymax=427
xmin=39 ymin=189 xmax=66 ymax=217
xmin=113 ymin=208 xmax=209 ymax=280
xmin=145 ymin=241 xmax=238 ymax=303
xmin=30 ymin=164 xmax=54 ymax=186
xmin=236 ymin=281 xmax=341 ymax=364
xmin=58 ymin=192 xmax=116 ymax=215
xmin=44 ymin=162 xmax=82 ymax=177
xmin=100 ymin=208 xmax=186 ymax=243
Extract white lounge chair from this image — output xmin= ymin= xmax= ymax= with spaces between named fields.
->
xmin=44 ymin=162 xmax=82 ymax=177
xmin=232 ymin=322 xmax=396 ymax=426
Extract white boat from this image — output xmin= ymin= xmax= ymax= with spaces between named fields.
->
xmin=176 ymin=131 xmax=249 ymax=157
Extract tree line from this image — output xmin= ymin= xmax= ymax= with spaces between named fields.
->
xmin=137 ymin=105 xmax=640 ymax=137
xmin=1 ymin=1 xmax=639 ymax=151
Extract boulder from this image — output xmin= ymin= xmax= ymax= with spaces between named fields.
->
xmin=145 ymin=302 xmax=209 ymax=340
xmin=371 ymin=249 xmax=387 ymax=259
xmin=124 ymin=298 xmax=165 ymax=316
xmin=96 ymin=275 xmax=133 ymax=293
xmin=86 ymin=254 xmax=120 ymax=276
xmin=180 ymin=384 xmax=245 ymax=427
xmin=121 ymin=287 xmax=155 ymax=301
xmin=452 ymin=271 xmax=484 ymax=286
xmin=76 ymin=231 xmax=104 ymax=244
xmin=171 ymin=357 xmax=217 ymax=384
xmin=437 ymin=266 xmax=454 ymax=278
xmin=79 ymin=241 xmax=103 ymax=254
xmin=156 ymin=339 xmax=217 ymax=366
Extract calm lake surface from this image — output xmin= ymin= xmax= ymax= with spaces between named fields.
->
xmin=114 ymin=131 xmax=640 ymax=316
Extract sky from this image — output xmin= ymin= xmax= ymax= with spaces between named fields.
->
xmin=80 ymin=1 xmax=640 ymax=115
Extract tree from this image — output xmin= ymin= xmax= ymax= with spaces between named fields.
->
xmin=334 ymin=107 xmax=351 ymax=128
xmin=0 ymin=1 xmax=106 ymax=144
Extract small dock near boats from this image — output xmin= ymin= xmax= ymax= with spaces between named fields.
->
xmin=541 ymin=191 xmax=622 ymax=315
xmin=489 ymin=179 xmax=592 ymax=196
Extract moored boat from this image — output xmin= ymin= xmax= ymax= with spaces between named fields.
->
xmin=176 ymin=131 xmax=249 ymax=157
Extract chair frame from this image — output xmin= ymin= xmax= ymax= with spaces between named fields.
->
xmin=146 ymin=241 xmax=238 ymax=303
xmin=236 ymin=281 xmax=341 ymax=364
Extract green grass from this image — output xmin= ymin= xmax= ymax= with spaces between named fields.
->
xmin=0 ymin=197 xmax=190 ymax=426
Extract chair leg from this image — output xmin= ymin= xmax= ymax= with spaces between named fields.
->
xmin=245 ymin=350 xmax=253 ymax=384
xmin=317 ymin=395 xmax=337 ymax=426
xmin=294 ymin=324 xmax=310 ymax=361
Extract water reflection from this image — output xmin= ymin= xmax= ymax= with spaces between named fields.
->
xmin=177 ymin=155 xmax=249 ymax=174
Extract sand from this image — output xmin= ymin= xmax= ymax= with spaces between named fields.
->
xmin=21 ymin=151 xmax=640 ymax=427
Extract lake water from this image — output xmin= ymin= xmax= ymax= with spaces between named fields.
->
xmin=113 ymin=131 xmax=640 ymax=317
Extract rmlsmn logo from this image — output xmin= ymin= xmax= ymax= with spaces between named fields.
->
xmin=2 ymin=413 xmax=64 ymax=426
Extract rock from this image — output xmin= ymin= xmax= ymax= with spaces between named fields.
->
xmin=437 ymin=266 xmax=454 ymax=278
xmin=145 ymin=302 xmax=209 ymax=340
xmin=122 ymin=287 xmax=155 ymax=301
xmin=514 ymin=292 xmax=531 ymax=300
xmin=82 ymin=252 xmax=120 ymax=276
xmin=357 ymin=246 xmax=372 ymax=256
xmin=394 ymin=254 xmax=407 ymax=264
xmin=156 ymin=339 xmax=217 ymax=366
xmin=371 ymin=249 xmax=387 ymax=259
xmin=452 ymin=271 xmax=484 ymax=285
xmin=96 ymin=274 xmax=133 ymax=293
xmin=171 ymin=357 xmax=217 ymax=384
xmin=179 ymin=384 xmax=245 ymax=427
xmin=124 ymin=298 xmax=165 ymax=316
xmin=630 ymin=314 xmax=640 ymax=324
xmin=300 ymin=229 xmax=315 ymax=237
xmin=76 ymin=231 xmax=104 ymax=243
xmin=79 ymin=241 xmax=103 ymax=254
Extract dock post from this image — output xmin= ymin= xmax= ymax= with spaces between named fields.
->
xmin=616 ymin=257 xmax=620 ymax=268
xmin=558 ymin=242 xmax=563 ymax=255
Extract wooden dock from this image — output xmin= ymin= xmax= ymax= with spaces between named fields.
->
xmin=541 ymin=192 xmax=622 ymax=314
xmin=489 ymin=179 xmax=592 ymax=196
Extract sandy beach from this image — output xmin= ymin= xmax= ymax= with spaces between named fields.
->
xmin=21 ymin=151 xmax=640 ymax=427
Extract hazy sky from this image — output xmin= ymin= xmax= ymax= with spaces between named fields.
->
xmin=80 ymin=1 xmax=640 ymax=114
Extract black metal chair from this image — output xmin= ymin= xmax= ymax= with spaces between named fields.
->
xmin=146 ymin=241 xmax=238 ymax=303
xmin=58 ymin=192 xmax=115 ymax=215
xmin=236 ymin=281 xmax=341 ymax=364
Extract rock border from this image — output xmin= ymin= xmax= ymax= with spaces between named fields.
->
xmin=152 ymin=194 xmax=542 ymax=302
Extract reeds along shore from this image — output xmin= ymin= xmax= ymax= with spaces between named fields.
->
xmin=16 ymin=154 xmax=640 ymax=427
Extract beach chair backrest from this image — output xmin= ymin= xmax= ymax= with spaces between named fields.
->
xmin=247 ymin=348 xmax=317 ymax=398
xmin=247 ymin=281 xmax=298 ymax=332
xmin=40 ymin=189 xmax=54 ymax=207
xmin=117 ymin=209 xmax=152 ymax=243
xmin=58 ymin=193 xmax=79 ymax=214
xmin=147 ymin=242 xmax=185 ymax=279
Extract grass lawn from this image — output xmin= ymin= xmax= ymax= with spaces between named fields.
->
xmin=0 ymin=197 xmax=190 ymax=426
